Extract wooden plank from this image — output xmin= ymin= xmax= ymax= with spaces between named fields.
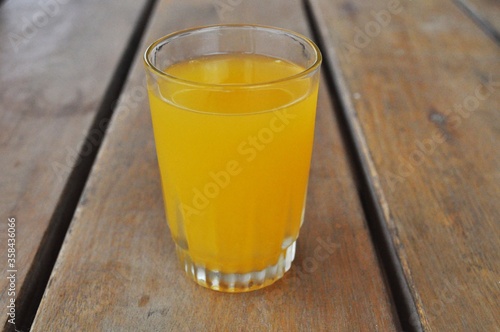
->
xmin=309 ymin=0 xmax=500 ymax=330
xmin=30 ymin=0 xmax=399 ymax=331
xmin=455 ymin=0 xmax=500 ymax=42
xmin=0 ymin=0 xmax=152 ymax=330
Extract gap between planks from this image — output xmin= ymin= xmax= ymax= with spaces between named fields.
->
xmin=3 ymin=1 xmax=158 ymax=331
xmin=453 ymin=0 xmax=500 ymax=45
xmin=302 ymin=0 xmax=423 ymax=331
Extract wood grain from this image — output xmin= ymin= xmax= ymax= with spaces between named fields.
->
xmin=0 ymin=0 xmax=152 ymax=329
xmin=30 ymin=0 xmax=399 ymax=331
xmin=309 ymin=0 xmax=500 ymax=330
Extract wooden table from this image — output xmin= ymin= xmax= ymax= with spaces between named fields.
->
xmin=1 ymin=0 xmax=498 ymax=331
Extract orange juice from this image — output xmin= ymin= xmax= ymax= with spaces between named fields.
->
xmin=147 ymin=53 xmax=319 ymax=289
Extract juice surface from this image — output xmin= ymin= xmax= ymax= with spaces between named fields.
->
xmin=147 ymin=53 xmax=319 ymax=273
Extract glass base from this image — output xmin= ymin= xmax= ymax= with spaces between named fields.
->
xmin=176 ymin=241 xmax=296 ymax=293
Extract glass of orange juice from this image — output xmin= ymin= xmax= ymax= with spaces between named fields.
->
xmin=144 ymin=25 xmax=321 ymax=292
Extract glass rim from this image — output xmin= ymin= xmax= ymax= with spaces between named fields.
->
xmin=143 ymin=24 xmax=322 ymax=89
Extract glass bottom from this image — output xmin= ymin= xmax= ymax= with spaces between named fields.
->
xmin=175 ymin=241 xmax=296 ymax=293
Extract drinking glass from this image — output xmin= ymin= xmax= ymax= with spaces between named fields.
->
xmin=144 ymin=25 xmax=321 ymax=292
